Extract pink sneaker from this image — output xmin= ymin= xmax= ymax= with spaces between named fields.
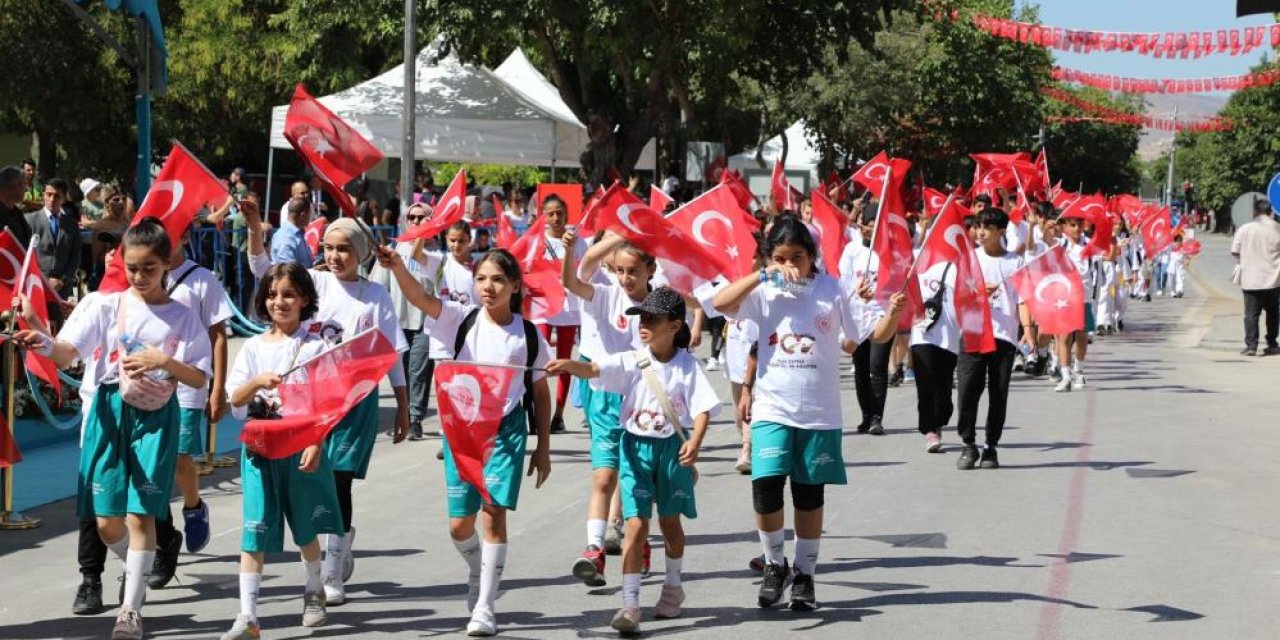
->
xmin=610 ymin=606 xmax=641 ymax=634
xmin=925 ymin=432 xmax=942 ymax=453
xmin=653 ymin=584 xmax=685 ymax=619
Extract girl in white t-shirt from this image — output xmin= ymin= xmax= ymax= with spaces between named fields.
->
xmin=561 ymin=230 xmax=655 ymax=587
xmin=377 ymin=247 xmax=552 ymax=637
xmin=548 ymin=286 xmax=719 ymax=634
xmin=712 ymin=216 xmax=903 ymax=611
xmin=16 ymin=218 xmax=212 ymax=640
xmin=219 ymin=262 xmax=343 ymax=640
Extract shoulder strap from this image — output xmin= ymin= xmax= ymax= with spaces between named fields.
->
xmin=633 ymin=350 xmax=688 ymax=443
xmin=452 ymin=307 xmax=482 ymax=359
xmin=166 ymin=264 xmax=200 ymax=294
xmin=521 ymin=319 xmax=538 ymax=425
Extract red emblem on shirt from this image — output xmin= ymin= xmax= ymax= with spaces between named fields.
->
xmin=615 ymin=315 xmax=628 ymax=330
xmin=768 ymin=332 xmax=779 ymax=346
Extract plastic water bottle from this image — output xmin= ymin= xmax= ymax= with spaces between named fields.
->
xmin=120 ymin=334 xmax=172 ymax=381
xmin=768 ymin=271 xmax=813 ymax=294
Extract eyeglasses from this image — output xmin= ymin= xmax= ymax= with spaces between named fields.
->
xmin=109 ymin=196 xmax=125 ymax=203
xmin=407 ymin=214 xmax=427 ymax=222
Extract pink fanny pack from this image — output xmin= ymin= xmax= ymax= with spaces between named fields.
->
xmin=115 ymin=295 xmax=176 ymax=411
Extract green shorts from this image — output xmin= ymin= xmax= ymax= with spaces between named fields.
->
xmin=443 ymin=409 xmax=528 ymax=517
xmin=77 ymin=384 xmax=180 ymax=519
xmin=324 ymin=391 xmax=381 ymax=479
xmin=586 ymin=386 xmax=624 ymax=470
xmin=619 ymin=432 xmax=697 ymax=520
xmin=750 ymin=421 xmax=847 ymax=486
xmin=240 ymin=446 xmax=343 ymax=553
xmin=1084 ymin=302 xmax=1097 ymax=333
xmin=177 ymin=407 xmax=206 ymax=457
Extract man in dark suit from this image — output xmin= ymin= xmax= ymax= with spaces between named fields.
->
xmin=0 ymin=166 xmax=33 ymax=247
xmin=26 ymin=177 xmax=82 ymax=298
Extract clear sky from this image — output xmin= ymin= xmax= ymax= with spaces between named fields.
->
xmin=1036 ymin=1 xmax=1275 ymax=79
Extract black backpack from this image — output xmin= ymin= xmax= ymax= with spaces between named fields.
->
xmin=452 ymin=308 xmax=540 ymax=434
xmin=920 ymin=263 xmax=952 ymax=332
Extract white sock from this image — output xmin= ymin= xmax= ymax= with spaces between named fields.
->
xmin=124 ymin=549 xmax=153 ymax=611
xmin=104 ymin=535 xmax=129 ymax=562
xmin=239 ymin=572 xmax=261 ymax=620
xmin=303 ymin=558 xmax=322 ymax=594
xmin=323 ymin=533 xmax=344 ymax=580
xmin=586 ymin=519 xmax=607 ymax=549
xmin=621 ymin=573 xmax=642 ymax=608
xmin=794 ymin=537 xmax=820 ymax=576
xmin=477 ymin=543 xmax=506 ymax=611
xmin=1074 ymin=359 xmax=1085 ymax=374
xmin=453 ymin=534 xmax=481 ymax=577
xmin=664 ymin=556 xmax=683 ymax=587
xmin=758 ymin=529 xmax=786 ymax=567
xmin=1060 ymin=365 xmax=1072 ymax=380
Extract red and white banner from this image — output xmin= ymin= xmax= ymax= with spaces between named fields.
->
xmin=283 ymin=84 xmax=384 ymax=216
xmin=1053 ymin=65 xmax=1280 ymax=94
xmin=968 ymin=14 xmax=1280 ymax=59
xmin=1043 ymin=87 xmax=1234 ymax=132
xmin=435 ymin=361 xmax=518 ymax=506
xmin=241 ymin=328 xmax=399 ymax=459
xmin=1009 ymin=245 xmax=1086 ymax=336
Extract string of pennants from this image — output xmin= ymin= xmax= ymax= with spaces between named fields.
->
xmin=968 ymin=13 xmax=1280 ymax=58
xmin=1041 ymin=86 xmax=1235 ymax=133
xmin=1052 ymin=66 xmax=1280 ymax=94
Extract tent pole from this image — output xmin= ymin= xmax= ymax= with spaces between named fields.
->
xmin=400 ymin=0 xmax=417 ymax=226
xmin=550 ymin=122 xmax=558 ymax=183
xmin=264 ymin=147 xmax=275 ymax=214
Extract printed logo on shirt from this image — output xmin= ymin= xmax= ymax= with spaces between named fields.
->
xmin=756 ymin=446 xmax=789 ymax=460
xmin=440 ymin=288 xmax=472 ymax=305
xmin=633 ymin=408 xmax=666 ymax=432
xmin=316 ymin=321 xmax=344 ymax=346
xmin=779 ymin=333 xmax=817 ymax=355
xmin=93 ymin=346 xmax=102 ymax=361
xmin=615 ymin=315 xmax=629 ymax=330
xmin=768 ymin=332 xmax=779 ymax=346
xmin=311 ymin=505 xmax=332 ymax=521
xmin=926 ymin=278 xmax=942 ymax=293
xmin=163 ymin=334 xmax=180 ymax=355
xmin=813 ymin=452 xmax=835 ymax=467
xmin=356 ymin=312 xmax=374 ymax=333
xmin=813 ymin=310 xmax=836 ymax=335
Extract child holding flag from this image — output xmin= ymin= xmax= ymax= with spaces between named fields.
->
xmin=560 ymin=229 xmax=656 ymax=587
xmin=14 ymin=218 xmax=212 ymax=640
xmin=218 ymin=262 xmax=344 ymax=640
xmin=377 ymin=246 xmax=552 ymax=637
xmin=548 ymin=286 xmax=719 ymax=634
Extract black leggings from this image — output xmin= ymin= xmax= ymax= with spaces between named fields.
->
xmin=334 ymin=471 xmax=355 ymax=532
xmin=706 ymin=316 xmax=727 ymax=358
xmin=853 ymin=339 xmax=891 ymax=423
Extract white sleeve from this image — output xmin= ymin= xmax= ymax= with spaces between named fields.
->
xmin=421 ymin=300 xmax=470 ymax=355
xmin=57 ymin=293 xmax=109 ymax=361
xmin=589 ymin=352 xmax=635 ymax=393
xmin=175 ymin=313 xmax=214 ymax=389
xmin=248 ymin=250 xmax=271 ymax=279
xmin=227 ymin=343 xmax=255 ymax=420
xmin=839 ymin=279 xmax=873 ymax=345
xmin=530 ymin=327 xmax=552 ymax=383
xmin=686 ymin=361 xmax=722 ymax=420
xmin=204 ymin=276 xmax=234 ymax=326
xmin=727 ymin=286 xmax=764 ymax=324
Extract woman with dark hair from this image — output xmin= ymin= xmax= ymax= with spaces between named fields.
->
xmin=377 ymin=246 xmax=552 ymax=637
xmin=536 ymin=193 xmax=588 ymax=433
xmin=713 ymin=216 xmax=904 ymax=612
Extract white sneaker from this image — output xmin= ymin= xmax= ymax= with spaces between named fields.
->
xmin=342 ymin=527 xmax=356 ymax=582
xmin=1072 ymin=371 xmax=1086 ymax=388
xmin=1055 ymin=377 xmax=1072 ymax=392
xmin=323 ymin=574 xmax=346 ymax=606
xmin=466 ymin=607 xmax=497 ymax=636
xmin=705 ymin=357 xmax=719 ymax=371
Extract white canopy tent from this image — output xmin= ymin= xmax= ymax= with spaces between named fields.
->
xmin=728 ymin=120 xmax=822 ymax=193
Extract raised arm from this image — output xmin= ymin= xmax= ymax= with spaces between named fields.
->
xmin=374 ymin=245 xmax=442 ymax=318
xmin=560 ymin=230 xmax=595 ymax=300
xmin=578 ymin=231 xmax=626 ymax=283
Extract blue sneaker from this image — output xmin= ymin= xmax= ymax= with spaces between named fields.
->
xmin=183 ymin=500 xmax=210 ymax=553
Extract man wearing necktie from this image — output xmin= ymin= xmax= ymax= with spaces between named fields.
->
xmin=25 ymin=177 xmax=82 ymax=300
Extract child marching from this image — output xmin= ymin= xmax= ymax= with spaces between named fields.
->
xmin=548 ymin=286 xmax=719 ymax=634
xmin=219 ymin=263 xmax=345 ymax=640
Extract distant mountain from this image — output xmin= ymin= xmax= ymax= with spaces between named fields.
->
xmin=1136 ymin=94 xmax=1229 ymax=161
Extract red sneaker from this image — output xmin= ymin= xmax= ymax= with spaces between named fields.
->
xmin=572 ymin=545 xmax=607 ymax=587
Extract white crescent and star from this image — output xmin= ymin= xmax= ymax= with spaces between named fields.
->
xmin=1034 ymin=274 xmax=1073 ymax=308
xmin=0 ymin=248 xmax=22 ymax=287
xmin=943 ymin=225 xmax=967 ymax=253
xmin=616 ymin=204 xmax=651 ymax=236
xmin=146 ymin=180 xmax=185 ymax=219
xmin=691 ymin=210 xmax=732 ymax=247
xmin=862 ymin=162 xmax=889 ymax=182
xmin=444 ymin=373 xmax=483 ymax=425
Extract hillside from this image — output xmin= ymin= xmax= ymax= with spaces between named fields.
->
xmin=1136 ymin=93 xmax=1229 ymax=160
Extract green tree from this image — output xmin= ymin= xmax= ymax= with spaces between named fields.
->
xmin=1042 ymin=86 xmax=1143 ymax=195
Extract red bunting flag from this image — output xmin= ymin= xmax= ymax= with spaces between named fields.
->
xmin=666 ymin=184 xmax=756 ymax=281
xmin=100 ymin=143 xmax=228 ymax=293
xmin=283 ymin=84 xmax=384 ymax=216
xmin=304 ymin=217 xmax=327 ymax=258
xmin=240 ymin=328 xmax=399 ymax=459
xmin=593 ymin=184 xmax=722 ymax=294
xmin=435 ymin=361 xmax=518 ymax=505
xmin=916 ymin=196 xmax=996 ymax=353
xmin=1010 ymin=245 xmax=1086 ymax=336
xmin=396 ymin=170 xmax=467 ymax=242
xmin=14 ymin=239 xmax=61 ymax=403
xmin=649 ymin=185 xmax=674 ymax=212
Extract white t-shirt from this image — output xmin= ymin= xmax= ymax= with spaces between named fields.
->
xmin=1063 ymin=239 xmax=1098 ymax=301
xmin=166 ymin=260 xmax=233 ymax=409
xmin=725 ymin=317 xmax=759 ymax=384
xmin=1003 ymin=220 xmax=1030 ymax=253
xmin=68 ymin=292 xmax=107 ymax=439
xmin=58 ymin=291 xmax=212 ymax=389
xmin=425 ymin=254 xmax=479 ymax=358
xmin=424 ymin=301 xmax=551 ymax=415
xmin=909 ymin=262 xmax=960 ymax=354
xmin=311 ymin=271 xmax=409 ymax=386
xmin=838 ymin=241 xmax=877 ymax=282
xmin=537 ymin=235 xmax=588 ymax=326
xmin=975 ymin=250 xmax=1024 ymax=346
xmin=591 ymin=347 xmax=721 ymax=438
xmin=577 ymin=282 xmax=644 ymax=361
xmin=369 ymin=243 xmax=436 ymax=331
xmin=728 ymin=274 xmax=870 ymax=430
xmin=226 ymin=323 xmax=330 ymax=421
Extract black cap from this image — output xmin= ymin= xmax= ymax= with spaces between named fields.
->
xmin=625 ymin=286 xmax=685 ymax=318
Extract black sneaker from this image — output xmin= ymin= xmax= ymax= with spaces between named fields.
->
xmin=1265 ymin=346 xmax=1280 ymax=356
xmin=149 ymin=529 xmax=183 ymax=589
xmin=1116 ymin=320 xmax=1125 ymax=332
xmin=789 ymin=572 xmax=817 ymax=611
xmin=867 ymin=416 xmax=885 ymax=436
xmin=979 ymin=446 xmax=1000 ymax=469
xmin=855 ymin=420 xmax=870 ymax=434
xmin=956 ymin=445 xmax=979 ymax=470
xmin=758 ymin=560 xmax=791 ymax=607
xmin=888 ymin=365 xmax=904 ymax=387
xmin=549 ymin=416 xmax=566 ymax=434
xmin=72 ymin=575 xmax=104 ymax=615
xmin=1241 ymin=347 xmax=1258 ymax=357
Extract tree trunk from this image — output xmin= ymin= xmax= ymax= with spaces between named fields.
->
xmin=36 ymin=129 xmax=57 ymax=179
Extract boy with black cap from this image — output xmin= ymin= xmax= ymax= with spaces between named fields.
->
xmin=956 ymin=208 xmax=1029 ymax=470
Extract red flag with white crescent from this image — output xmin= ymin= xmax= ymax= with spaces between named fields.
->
xmin=868 ymin=160 xmax=924 ymax=330
xmin=665 ymin=184 xmax=756 ymax=280
xmin=1137 ymin=206 xmax=1175 ymax=255
xmin=397 ymin=170 xmax=467 ymax=242
xmin=435 ymin=361 xmax=517 ymax=506
xmin=649 ymin=185 xmax=674 ymax=212
xmin=493 ymin=195 xmax=518 ymax=249
xmin=719 ymin=170 xmax=761 ymax=219
xmin=809 ymin=190 xmax=849 ymax=277
xmin=1009 ymin=245 xmax=1086 ymax=336
xmin=852 ymin=151 xmax=912 ymax=197
xmin=240 ymin=328 xmax=398 ymax=459
xmin=14 ymin=238 xmax=61 ymax=402
xmin=593 ymin=183 xmax=722 ymax=294
xmin=922 ymin=187 xmax=950 ymax=217
xmin=508 ymin=216 xmax=565 ymax=321
xmin=100 ymin=143 xmax=228 ymax=293
xmin=283 ymin=84 xmax=384 ymax=216
xmin=304 ymin=217 xmax=327 ymax=258
xmin=916 ymin=200 xmax=996 ymax=353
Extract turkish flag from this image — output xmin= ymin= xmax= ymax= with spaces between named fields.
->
xmin=0 ymin=413 xmax=19 ymax=469
xmin=100 ymin=143 xmax=228 ymax=294
xmin=493 ymin=195 xmax=517 ymax=249
xmin=397 ymin=170 xmax=467 ymax=242
xmin=304 ymin=217 xmax=327 ymax=258
xmin=922 ymin=187 xmax=951 ymax=217
xmin=283 ymin=84 xmax=384 ymax=217
xmin=852 ymin=151 xmax=912 ymax=198
xmin=970 ymin=152 xmax=1032 ymax=186
xmin=1010 ymin=160 xmax=1046 ymax=199
xmin=593 ymin=183 xmax=722 ymax=294
xmin=1138 ymin=206 xmax=1175 ymax=255
xmin=666 ymin=184 xmax=756 ymax=280
xmin=0 ymin=229 xmax=28 ymax=304
xmin=436 ymin=361 xmax=517 ymax=505
xmin=241 ymin=328 xmax=398 ymax=459
xmin=916 ymin=200 xmax=995 ymax=353
xmin=720 ymin=170 xmax=761 ymax=218
xmin=1181 ymin=239 xmax=1203 ymax=256
xmin=972 ymin=165 xmax=1018 ymax=200
xmin=650 ymin=185 xmax=674 ymax=212
xmin=578 ymin=184 xmax=610 ymax=235
xmin=868 ymin=166 xmax=924 ymax=329
xmin=1035 ymin=150 xmax=1051 ymax=189
xmin=809 ymin=190 xmax=849 ymax=277
xmin=770 ymin=161 xmax=796 ymax=211
xmin=1010 ymin=245 xmax=1086 ymax=336
xmin=14 ymin=239 xmax=61 ymax=403
xmin=509 ymin=216 xmax=566 ymax=321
